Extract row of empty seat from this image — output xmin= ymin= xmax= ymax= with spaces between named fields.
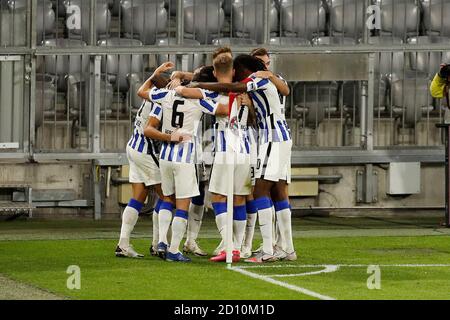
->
xmin=2 ymin=0 xmax=450 ymax=46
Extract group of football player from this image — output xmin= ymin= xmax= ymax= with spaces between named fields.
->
xmin=115 ymin=46 xmax=297 ymax=263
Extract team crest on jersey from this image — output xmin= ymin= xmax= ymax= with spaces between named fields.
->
xmin=229 ymin=116 xmax=239 ymax=133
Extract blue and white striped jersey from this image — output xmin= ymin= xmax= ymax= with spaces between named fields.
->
xmin=246 ymin=75 xmax=291 ymax=144
xmin=200 ymin=90 xmax=252 ymax=155
xmin=148 ymin=87 xmax=219 ymax=164
xmin=127 ymin=101 xmax=161 ymax=158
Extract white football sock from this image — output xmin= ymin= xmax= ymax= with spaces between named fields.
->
xmin=213 ymin=202 xmax=228 ymax=248
xmin=158 ymin=201 xmax=173 ymax=245
xmin=152 ymin=211 xmax=159 ymax=247
xmin=233 ymin=205 xmax=247 ymax=251
xmin=168 ymin=210 xmax=188 ymax=254
xmin=255 ymin=197 xmax=274 ymax=255
xmin=186 ymin=203 xmax=204 ymax=244
xmin=152 ymin=199 xmax=162 ymax=247
xmin=233 ymin=220 xmax=246 ymax=251
xmin=118 ymin=199 xmax=142 ymax=248
xmin=275 ymin=200 xmax=294 ymax=253
xmin=243 ymin=200 xmax=258 ymax=250
xmin=275 ymin=220 xmax=283 ymax=248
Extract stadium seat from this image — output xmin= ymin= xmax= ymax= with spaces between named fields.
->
xmin=109 ymin=0 xmax=121 ymax=16
xmin=184 ymin=0 xmax=225 ymax=44
xmin=156 ymin=38 xmax=205 ymax=72
xmin=164 ymin=0 xmax=178 ymax=16
xmin=223 ymin=0 xmax=232 ymax=16
xmin=37 ymin=0 xmax=56 ymax=44
xmin=390 ymin=71 xmax=431 ymax=126
xmin=231 ymin=0 xmax=279 ymax=44
xmin=422 ymin=0 xmax=450 ymax=36
xmin=376 ymin=0 xmax=421 ymax=39
xmin=38 ymin=39 xmax=96 ymax=126
xmin=98 ymin=38 xmax=144 ymax=112
xmin=62 ymin=0 xmax=111 ymax=43
xmin=120 ymin=0 xmax=167 ymax=45
xmin=0 ymin=0 xmax=27 ymax=46
xmin=407 ymin=36 xmax=450 ymax=76
xmin=340 ymin=37 xmax=403 ymax=114
xmin=51 ymin=0 xmax=66 ymax=15
xmin=293 ymin=81 xmax=340 ymax=127
xmin=275 ymin=0 xmax=326 ymax=43
xmin=326 ymin=0 xmax=366 ymax=42
xmin=366 ymin=35 xmax=430 ymax=126
xmin=40 ymin=39 xmax=89 ymax=92
xmin=35 ymin=74 xmax=56 ymax=128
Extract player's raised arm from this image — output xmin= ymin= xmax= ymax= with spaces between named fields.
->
xmin=190 ymin=81 xmax=248 ymax=93
xmin=254 ymin=71 xmax=290 ymax=96
xmin=137 ymin=62 xmax=174 ymax=100
xmin=174 ymin=86 xmax=204 ymax=99
xmin=171 ymin=71 xmax=194 ymax=82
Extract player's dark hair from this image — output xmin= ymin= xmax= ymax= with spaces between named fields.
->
xmin=233 ymin=54 xmax=267 ymax=81
xmin=192 ymin=65 xmax=217 ymax=83
xmin=151 ymin=74 xmax=170 ymax=89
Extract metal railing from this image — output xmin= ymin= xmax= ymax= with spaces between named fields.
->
xmin=1 ymin=0 xmax=449 ymax=166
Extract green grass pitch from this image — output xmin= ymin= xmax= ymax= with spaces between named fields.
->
xmin=1 ymin=216 xmax=450 ymax=300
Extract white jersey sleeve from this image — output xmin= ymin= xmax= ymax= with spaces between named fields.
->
xmin=197 ymin=98 xmax=219 ymax=116
xmin=148 ymin=103 xmax=163 ymax=121
xmin=246 ymin=77 xmax=271 ymax=92
xmin=199 ymin=89 xmax=220 ymax=100
xmin=148 ymin=87 xmax=175 ymax=105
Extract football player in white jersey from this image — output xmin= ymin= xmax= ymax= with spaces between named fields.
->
xmin=182 ymin=66 xmax=217 ymax=258
xmin=115 ymin=62 xmax=173 ymax=259
xmin=175 ymin=54 xmax=254 ymax=263
xmin=191 ymin=54 xmax=296 ymax=263
xmin=249 ymin=48 xmax=293 ymax=260
xmin=139 ymin=67 xmax=230 ymax=263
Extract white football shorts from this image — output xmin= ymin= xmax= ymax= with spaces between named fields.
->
xmin=159 ymin=159 xmax=200 ymax=199
xmin=255 ymin=140 xmax=292 ymax=184
xmin=208 ymin=152 xmax=253 ymax=196
xmin=127 ymin=145 xmax=161 ymax=187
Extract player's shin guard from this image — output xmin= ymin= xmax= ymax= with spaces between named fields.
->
xmin=274 ymin=200 xmax=294 ymax=253
xmin=271 ymin=202 xmax=277 ymax=247
xmin=274 ymin=219 xmax=283 ymax=248
xmin=168 ymin=210 xmax=188 ymax=254
xmin=233 ymin=205 xmax=247 ymax=251
xmin=152 ymin=199 xmax=163 ymax=247
xmin=186 ymin=192 xmax=205 ymax=244
xmin=243 ymin=200 xmax=258 ymax=250
xmin=212 ymin=202 xmax=228 ymax=243
xmin=255 ymin=197 xmax=274 ymax=255
xmin=118 ymin=199 xmax=142 ymax=248
xmin=158 ymin=201 xmax=174 ymax=245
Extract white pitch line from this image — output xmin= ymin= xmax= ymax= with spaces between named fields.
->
xmin=230 ymin=266 xmax=336 ymax=301
xmin=230 ymin=264 xmax=450 ymax=300
xmin=238 ymin=264 xmax=450 ymax=269
xmin=271 ymin=265 xmax=340 ymax=278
